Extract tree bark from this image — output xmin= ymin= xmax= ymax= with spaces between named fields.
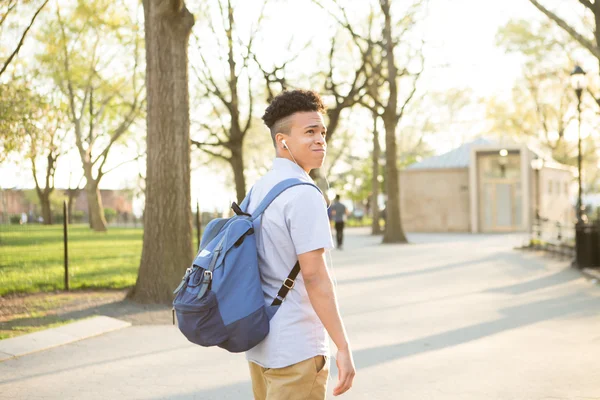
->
xmin=30 ymin=146 xmax=57 ymax=226
xmin=38 ymin=194 xmax=52 ymax=224
xmin=230 ymin=145 xmax=246 ymax=203
xmin=66 ymin=188 xmax=79 ymax=224
xmin=382 ymin=118 xmax=406 ymax=243
xmin=309 ymin=168 xmax=331 ymax=205
xmin=371 ymin=115 xmax=382 ymax=235
xmin=85 ymin=182 xmax=107 ymax=231
xmin=82 ymin=160 xmax=107 ymax=231
xmin=380 ymin=0 xmax=407 ymax=244
xmin=130 ymin=0 xmax=194 ymax=304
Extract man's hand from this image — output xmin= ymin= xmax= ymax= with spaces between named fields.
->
xmin=333 ymin=346 xmax=356 ymax=396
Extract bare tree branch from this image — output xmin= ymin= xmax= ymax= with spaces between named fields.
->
xmin=312 ymin=0 xmax=371 ymax=47
xmin=199 ymin=122 xmax=231 ymax=148
xmin=56 ymin=4 xmax=90 ymax=165
xmin=0 ymin=1 xmax=17 ymax=28
xmin=190 ymin=69 xmax=231 ymax=140
xmin=253 ymin=49 xmax=304 ymax=101
xmin=578 ymin=0 xmax=593 ymax=11
xmin=80 ymin=35 xmax=102 ymax=123
xmin=325 ymin=131 xmax=351 ymax=176
xmin=93 ymin=99 xmax=141 ymax=171
xmin=397 ymin=48 xmax=425 ymax=120
xmin=239 ymin=0 xmax=269 ymax=138
xmin=192 ymin=40 xmax=233 ymax=112
xmin=528 ymin=0 xmax=600 ymax=59
xmin=191 ymin=140 xmax=231 ymax=161
xmin=99 ymin=153 xmax=143 ymax=177
xmin=0 ymin=0 xmax=50 ymax=77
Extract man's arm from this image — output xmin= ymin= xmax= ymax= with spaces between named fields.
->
xmin=299 ymin=248 xmax=355 ymax=396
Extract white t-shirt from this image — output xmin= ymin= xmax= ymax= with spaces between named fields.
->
xmin=245 ymin=157 xmax=334 ymax=368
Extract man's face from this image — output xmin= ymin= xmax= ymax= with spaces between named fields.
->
xmin=279 ymin=111 xmax=327 ymax=172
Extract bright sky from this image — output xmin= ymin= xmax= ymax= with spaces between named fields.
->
xmin=1 ymin=0 xmax=549 ymax=214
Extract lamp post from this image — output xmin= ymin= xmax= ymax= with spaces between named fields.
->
xmin=530 ymin=158 xmax=544 ymax=245
xmin=531 ymin=158 xmax=544 ymax=220
xmin=570 ymin=65 xmax=587 ymax=223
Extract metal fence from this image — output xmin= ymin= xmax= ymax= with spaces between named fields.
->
xmin=528 ymin=214 xmax=600 ymax=270
xmin=529 ymin=216 xmax=576 ymax=259
xmin=0 ymin=202 xmax=215 ymax=295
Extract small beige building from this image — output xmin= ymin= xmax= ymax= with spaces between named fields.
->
xmin=400 ymin=138 xmax=575 ymax=233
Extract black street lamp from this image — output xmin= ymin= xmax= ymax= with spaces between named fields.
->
xmin=570 ymin=65 xmax=587 ymax=223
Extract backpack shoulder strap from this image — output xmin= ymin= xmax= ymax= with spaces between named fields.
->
xmin=271 ymin=261 xmax=300 ymax=306
xmin=251 ymin=178 xmax=322 ymax=221
xmin=239 ymin=187 xmax=253 ymax=212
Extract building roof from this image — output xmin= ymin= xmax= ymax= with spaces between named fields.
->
xmin=407 ymin=137 xmax=495 ymax=170
xmin=406 ymin=136 xmax=576 ymax=173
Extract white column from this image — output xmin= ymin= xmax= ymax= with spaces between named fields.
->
xmin=521 ymin=146 xmax=532 ymax=232
xmin=469 ymin=148 xmax=479 ymax=233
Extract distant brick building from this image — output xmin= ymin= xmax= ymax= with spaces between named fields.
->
xmin=70 ymin=189 xmax=133 ymax=214
xmin=0 ymin=188 xmax=134 ymax=221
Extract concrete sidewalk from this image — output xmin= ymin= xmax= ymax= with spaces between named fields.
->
xmin=2 ymin=229 xmax=600 ymax=399
xmin=0 ymin=316 xmax=131 ymax=362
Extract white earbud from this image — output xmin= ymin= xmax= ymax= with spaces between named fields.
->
xmin=282 ymin=139 xmax=288 ymax=149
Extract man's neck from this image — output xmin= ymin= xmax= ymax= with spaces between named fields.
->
xmin=276 ymin=155 xmax=311 ymax=174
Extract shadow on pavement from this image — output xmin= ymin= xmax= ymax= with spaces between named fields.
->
xmin=145 ymin=381 xmax=253 ymax=400
xmin=485 ymin=267 xmax=581 ymax=295
xmin=351 ymin=292 xmax=599 ymax=371
xmin=336 ymin=248 xmax=548 ymax=286
xmin=0 ymin=343 xmax=189 ymax=385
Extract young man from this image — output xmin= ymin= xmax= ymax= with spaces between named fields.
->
xmin=330 ymin=195 xmax=348 ymax=250
xmin=245 ymin=90 xmax=355 ymax=399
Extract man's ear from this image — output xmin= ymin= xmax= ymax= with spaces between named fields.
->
xmin=275 ymin=133 xmax=286 ymax=149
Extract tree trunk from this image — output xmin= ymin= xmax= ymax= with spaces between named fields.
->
xmin=381 ymin=0 xmax=407 ymax=244
xmin=130 ymin=0 xmax=194 ymax=304
xmin=382 ymin=118 xmax=407 ymax=243
xmin=40 ymin=193 xmax=52 ymax=225
xmin=66 ymin=189 xmax=78 ymax=224
xmin=230 ymin=145 xmax=246 ymax=203
xmin=85 ymin=182 xmax=107 ymax=232
xmin=371 ymin=116 xmax=382 ymax=235
xmin=309 ymin=169 xmax=331 ymax=205
xmin=30 ymin=150 xmax=56 ymax=226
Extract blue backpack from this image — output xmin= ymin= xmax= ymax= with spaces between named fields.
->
xmin=173 ymin=178 xmax=321 ymax=353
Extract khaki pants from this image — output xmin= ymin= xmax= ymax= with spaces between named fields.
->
xmin=248 ymin=356 xmax=329 ymax=400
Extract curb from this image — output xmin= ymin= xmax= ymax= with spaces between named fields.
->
xmin=0 ymin=316 xmax=131 ymax=362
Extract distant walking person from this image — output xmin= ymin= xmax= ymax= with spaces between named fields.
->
xmin=330 ymin=195 xmax=347 ymax=249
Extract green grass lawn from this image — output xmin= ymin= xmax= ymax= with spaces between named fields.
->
xmin=0 ymin=224 xmax=144 ymax=296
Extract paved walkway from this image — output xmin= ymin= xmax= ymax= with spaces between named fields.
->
xmin=2 ymin=229 xmax=600 ymax=399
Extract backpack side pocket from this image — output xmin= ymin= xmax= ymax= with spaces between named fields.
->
xmin=174 ymin=291 xmax=228 ymax=347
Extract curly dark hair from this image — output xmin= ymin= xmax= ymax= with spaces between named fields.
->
xmin=262 ymin=90 xmax=326 ymax=145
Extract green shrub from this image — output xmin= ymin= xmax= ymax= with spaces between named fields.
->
xmin=104 ymin=207 xmax=117 ymax=223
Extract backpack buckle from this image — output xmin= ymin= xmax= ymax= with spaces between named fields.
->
xmin=204 ymin=270 xmax=213 ymax=281
xmin=283 ymin=278 xmax=294 ymax=290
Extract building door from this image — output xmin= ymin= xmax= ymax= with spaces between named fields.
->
xmin=479 ymin=153 xmax=522 ymax=232
xmin=481 ymin=181 xmax=522 ymax=232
